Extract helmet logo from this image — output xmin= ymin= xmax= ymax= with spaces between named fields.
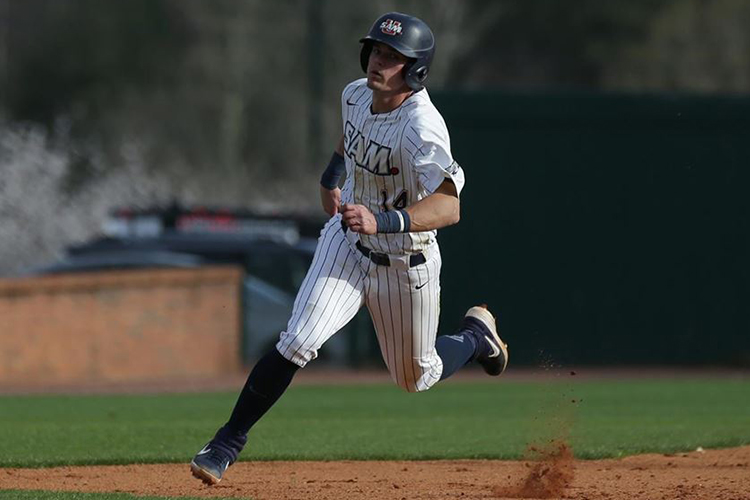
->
xmin=380 ymin=19 xmax=403 ymax=36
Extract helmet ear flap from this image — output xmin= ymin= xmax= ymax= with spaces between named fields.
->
xmin=403 ymin=63 xmax=429 ymax=92
xmin=402 ymin=58 xmax=416 ymax=78
xmin=414 ymin=65 xmax=429 ymax=81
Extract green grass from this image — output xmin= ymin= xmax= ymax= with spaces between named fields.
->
xmin=1 ymin=379 xmax=749 ymax=468
xmin=0 ymin=492 xmax=242 ymax=500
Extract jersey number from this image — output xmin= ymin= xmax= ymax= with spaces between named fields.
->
xmin=381 ymin=189 xmax=408 ymax=211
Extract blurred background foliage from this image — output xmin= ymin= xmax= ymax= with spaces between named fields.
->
xmin=1 ymin=0 xmax=750 ymax=274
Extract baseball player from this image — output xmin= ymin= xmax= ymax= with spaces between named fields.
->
xmin=190 ymin=11 xmax=508 ymax=485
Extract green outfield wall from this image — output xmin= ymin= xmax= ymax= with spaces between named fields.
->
xmin=430 ymin=92 xmax=750 ymax=366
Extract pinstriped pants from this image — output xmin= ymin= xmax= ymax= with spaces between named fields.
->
xmin=276 ymin=215 xmax=444 ymax=392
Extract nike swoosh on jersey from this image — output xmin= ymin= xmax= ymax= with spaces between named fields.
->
xmin=346 ymin=98 xmax=358 ymax=106
xmin=485 ymin=335 xmax=501 ymax=358
xmin=415 ymin=282 xmax=428 ymax=290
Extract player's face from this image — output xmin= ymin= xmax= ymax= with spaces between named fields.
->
xmin=366 ymin=42 xmax=411 ymax=94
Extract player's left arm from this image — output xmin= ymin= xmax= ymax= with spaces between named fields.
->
xmin=403 ymin=179 xmax=459 ymax=231
xmin=341 ymin=179 xmax=458 ymax=234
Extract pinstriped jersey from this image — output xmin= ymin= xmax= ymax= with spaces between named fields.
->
xmin=340 ymin=78 xmax=465 ymax=255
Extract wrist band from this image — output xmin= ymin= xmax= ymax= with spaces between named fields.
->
xmin=375 ymin=210 xmax=411 ymax=233
xmin=320 ymin=152 xmax=346 ymax=190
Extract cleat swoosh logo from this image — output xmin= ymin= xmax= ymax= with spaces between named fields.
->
xmin=485 ymin=335 xmax=501 ymax=358
xmin=197 ymin=446 xmax=211 ymax=456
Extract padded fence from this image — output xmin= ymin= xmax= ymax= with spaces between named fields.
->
xmin=431 ymin=92 xmax=750 ymax=366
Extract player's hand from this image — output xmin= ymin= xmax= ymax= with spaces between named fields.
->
xmin=341 ymin=203 xmax=377 ymax=235
xmin=320 ymin=186 xmax=342 ymax=216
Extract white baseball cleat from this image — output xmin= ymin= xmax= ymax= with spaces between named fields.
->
xmin=464 ymin=305 xmax=509 ymax=376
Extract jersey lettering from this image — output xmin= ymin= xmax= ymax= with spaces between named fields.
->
xmin=344 ymin=120 xmax=393 ymax=175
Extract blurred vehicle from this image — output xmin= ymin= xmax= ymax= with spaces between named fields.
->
xmin=32 ymin=203 xmax=377 ymax=366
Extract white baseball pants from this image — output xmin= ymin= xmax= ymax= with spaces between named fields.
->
xmin=276 ymin=215 xmax=444 ymax=392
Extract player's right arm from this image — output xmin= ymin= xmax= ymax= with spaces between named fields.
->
xmin=321 ymin=79 xmax=367 ymax=217
xmin=319 ymin=135 xmax=345 ymax=217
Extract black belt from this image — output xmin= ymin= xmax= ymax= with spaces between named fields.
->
xmin=356 ymin=241 xmax=426 ymax=268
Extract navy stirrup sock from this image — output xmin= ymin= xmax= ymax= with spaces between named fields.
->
xmin=220 ymin=348 xmax=300 ymax=450
xmin=436 ymin=331 xmax=479 ymax=380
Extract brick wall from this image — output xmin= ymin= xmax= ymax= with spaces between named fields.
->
xmin=0 ymin=266 xmax=244 ymax=387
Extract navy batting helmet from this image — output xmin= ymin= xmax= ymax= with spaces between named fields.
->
xmin=359 ymin=12 xmax=435 ymax=92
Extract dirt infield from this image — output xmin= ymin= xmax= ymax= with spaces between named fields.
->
xmin=2 ymin=445 xmax=748 ymax=500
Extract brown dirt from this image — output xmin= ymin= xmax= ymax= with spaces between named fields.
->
xmin=2 ymin=445 xmax=749 ymax=500
xmin=492 ymin=440 xmax=575 ymax=498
